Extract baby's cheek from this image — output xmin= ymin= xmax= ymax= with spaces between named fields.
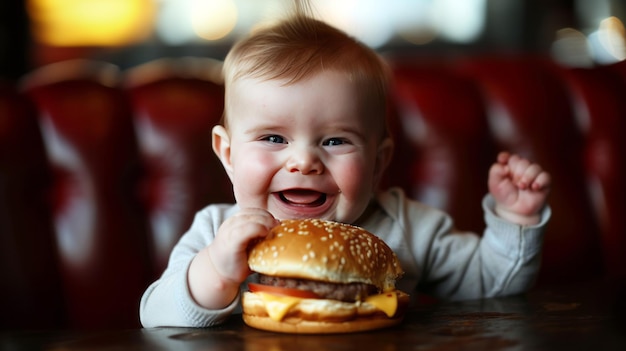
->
xmin=232 ymin=153 xmax=276 ymax=197
xmin=335 ymin=163 xmax=375 ymax=219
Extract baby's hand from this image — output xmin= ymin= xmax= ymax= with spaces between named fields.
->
xmin=209 ymin=208 xmax=279 ymax=283
xmin=488 ymin=152 xmax=551 ymax=225
xmin=188 ymin=208 xmax=279 ymax=309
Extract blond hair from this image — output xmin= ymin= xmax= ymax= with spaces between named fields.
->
xmin=222 ymin=8 xmax=390 ymax=132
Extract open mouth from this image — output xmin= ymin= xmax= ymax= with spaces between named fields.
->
xmin=278 ymin=189 xmax=327 ymax=207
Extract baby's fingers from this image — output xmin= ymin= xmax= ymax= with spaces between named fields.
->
xmin=512 ymin=160 xmax=551 ymax=191
xmin=515 ymin=163 xmax=542 ymax=189
xmin=530 ymin=171 xmax=551 ymax=191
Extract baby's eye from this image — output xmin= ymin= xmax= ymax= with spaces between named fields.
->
xmin=263 ymin=135 xmax=286 ymax=144
xmin=323 ymin=137 xmax=347 ymax=146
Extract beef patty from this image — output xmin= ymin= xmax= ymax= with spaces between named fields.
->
xmin=257 ymin=274 xmax=378 ymax=302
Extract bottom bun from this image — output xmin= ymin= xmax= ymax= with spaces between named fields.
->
xmin=243 ymin=313 xmax=404 ymax=334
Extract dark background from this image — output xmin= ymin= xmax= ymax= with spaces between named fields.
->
xmin=3 ymin=0 xmax=624 ymax=81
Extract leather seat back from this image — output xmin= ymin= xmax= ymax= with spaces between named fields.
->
xmin=0 ymin=81 xmax=64 ymax=329
xmin=21 ymin=61 xmax=152 ymax=329
xmin=455 ymin=56 xmax=604 ymax=283
xmin=125 ymin=58 xmax=233 ymax=277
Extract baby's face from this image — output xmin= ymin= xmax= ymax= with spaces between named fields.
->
xmin=215 ymin=71 xmax=389 ymax=223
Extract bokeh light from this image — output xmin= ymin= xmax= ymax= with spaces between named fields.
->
xmin=28 ymin=0 xmax=156 ymax=46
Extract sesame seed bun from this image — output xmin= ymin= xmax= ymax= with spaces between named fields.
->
xmin=247 ymin=219 xmax=404 ymax=290
xmin=243 ymin=219 xmax=408 ymax=334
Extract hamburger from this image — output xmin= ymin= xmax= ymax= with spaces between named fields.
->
xmin=242 ymin=218 xmax=410 ymax=334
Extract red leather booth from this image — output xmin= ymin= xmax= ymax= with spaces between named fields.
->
xmin=1 ymin=55 xmax=625 ymax=330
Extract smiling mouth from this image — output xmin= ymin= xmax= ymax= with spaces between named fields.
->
xmin=278 ymin=190 xmax=327 ymax=207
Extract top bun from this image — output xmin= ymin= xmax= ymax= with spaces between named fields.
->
xmin=248 ymin=219 xmax=403 ymax=291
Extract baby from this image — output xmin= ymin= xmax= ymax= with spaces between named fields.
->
xmin=140 ymin=9 xmax=551 ymax=328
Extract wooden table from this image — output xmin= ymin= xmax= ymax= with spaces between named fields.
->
xmin=2 ymin=280 xmax=625 ymax=350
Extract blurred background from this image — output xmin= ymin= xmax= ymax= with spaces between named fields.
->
xmin=1 ymin=0 xmax=626 ymax=81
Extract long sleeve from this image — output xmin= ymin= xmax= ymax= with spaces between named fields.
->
xmin=140 ymin=204 xmax=242 ymax=328
xmin=366 ymin=188 xmax=550 ymax=301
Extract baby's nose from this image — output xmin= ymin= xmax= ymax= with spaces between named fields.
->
xmin=285 ymin=147 xmax=324 ymax=175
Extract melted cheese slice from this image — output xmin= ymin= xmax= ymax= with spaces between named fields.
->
xmin=257 ymin=291 xmax=399 ymax=321
xmin=365 ymin=291 xmax=397 ymax=317
xmin=258 ymin=292 xmax=302 ymax=321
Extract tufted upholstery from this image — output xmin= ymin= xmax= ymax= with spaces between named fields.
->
xmin=1 ymin=55 xmax=625 ymax=330
xmin=125 ymin=58 xmax=233 ymax=277
xmin=17 ymin=60 xmax=152 ymax=329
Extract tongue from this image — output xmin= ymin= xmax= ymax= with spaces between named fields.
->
xmin=280 ymin=190 xmax=324 ymax=205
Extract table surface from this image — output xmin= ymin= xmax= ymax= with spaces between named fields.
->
xmin=2 ymin=280 xmax=626 ymax=351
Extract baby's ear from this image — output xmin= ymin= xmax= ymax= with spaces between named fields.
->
xmin=373 ymin=137 xmax=394 ymax=187
xmin=212 ymin=125 xmax=234 ymax=179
